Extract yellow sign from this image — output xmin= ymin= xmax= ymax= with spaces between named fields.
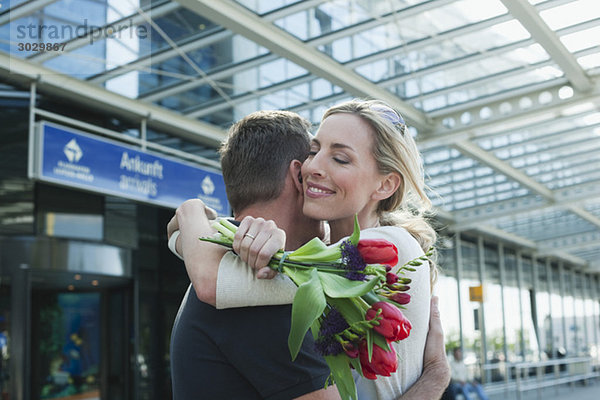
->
xmin=469 ymin=285 xmax=483 ymax=302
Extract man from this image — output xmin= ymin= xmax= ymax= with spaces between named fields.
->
xmin=169 ymin=110 xmax=450 ymax=399
xmin=448 ymin=347 xmax=489 ymax=400
xmin=170 ymin=111 xmax=337 ymax=399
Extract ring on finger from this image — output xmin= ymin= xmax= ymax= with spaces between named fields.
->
xmin=244 ymin=233 xmax=256 ymax=240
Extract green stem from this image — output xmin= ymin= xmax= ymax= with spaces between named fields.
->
xmin=212 ymin=222 xmax=235 ymax=240
xmin=361 ymin=292 xmax=381 ymax=305
xmin=349 ymin=296 xmax=369 ymax=313
xmin=268 ymin=260 xmax=347 ymax=274
xmin=199 ymin=237 xmax=234 ymax=247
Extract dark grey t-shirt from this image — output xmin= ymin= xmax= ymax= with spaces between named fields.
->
xmin=170 ymin=285 xmax=330 ymax=399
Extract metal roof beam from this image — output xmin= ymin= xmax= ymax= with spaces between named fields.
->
xmin=538 ymin=231 xmax=600 ymax=253
xmin=142 ymin=53 xmax=279 ymax=103
xmin=175 ymin=0 xmax=431 ymax=130
xmin=0 ymin=0 xmax=59 ymax=26
xmin=452 ymin=140 xmax=555 ymax=200
xmin=139 ymin=0 xmax=505 ymax=106
xmin=451 ymin=179 xmax=600 ymax=228
xmin=89 ymin=0 xmax=324 ymax=86
xmin=462 ymin=224 xmax=538 ymax=250
xmin=89 ymin=29 xmax=231 ymax=84
xmin=453 ymin=224 xmax=590 ymax=268
xmin=123 ymin=2 xmax=596 ymax=110
xmin=426 ymin=123 xmax=600 ymax=173
xmin=566 ymin=206 xmax=600 ymax=230
xmin=165 ymin=39 xmax=556 ymax=116
xmin=0 ymin=53 xmax=227 ymax=148
xmin=447 ymin=136 xmax=600 ymax=250
xmin=429 ymin=151 xmax=600 ymax=199
xmin=261 ymin=0 xmax=328 ymax=18
xmin=420 ymin=79 xmax=600 ymax=150
xmin=201 ymin=6 xmax=595 ymax=121
xmin=500 ymin=0 xmax=592 ymax=92
xmin=88 ymin=0 xmax=573 ymax=103
xmin=182 ymin=72 xmax=313 ymax=118
xmin=28 ymin=1 xmax=179 ymax=63
xmin=136 ymin=6 xmax=518 ymax=109
xmin=535 ymin=250 xmax=589 ymax=267
xmin=385 ymin=44 xmax=597 ymax=111
xmin=584 ymin=262 xmax=600 ymax=273
xmin=303 ymin=0 xmax=458 ymax=47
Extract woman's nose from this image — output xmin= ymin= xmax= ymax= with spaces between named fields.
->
xmin=304 ymin=154 xmax=325 ymax=177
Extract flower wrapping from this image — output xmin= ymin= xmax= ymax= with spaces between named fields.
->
xmin=200 ymin=216 xmax=433 ymax=400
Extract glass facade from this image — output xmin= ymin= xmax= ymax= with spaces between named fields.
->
xmin=0 ymin=82 xmax=191 ymax=399
xmin=433 ymin=232 xmax=600 ymax=387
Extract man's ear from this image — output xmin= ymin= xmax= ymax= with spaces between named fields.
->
xmin=372 ymin=173 xmax=401 ymax=201
xmin=289 ymin=160 xmax=304 ymax=193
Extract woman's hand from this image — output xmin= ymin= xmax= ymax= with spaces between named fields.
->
xmin=233 ymin=216 xmax=285 ymax=279
xmin=167 ymin=199 xmax=218 ymax=257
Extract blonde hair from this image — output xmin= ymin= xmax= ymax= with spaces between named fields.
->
xmin=322 ymin=99 xmax=438 ymax=284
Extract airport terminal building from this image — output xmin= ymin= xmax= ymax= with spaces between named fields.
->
xmin=0 ymin=0 xmax=599 ymax=399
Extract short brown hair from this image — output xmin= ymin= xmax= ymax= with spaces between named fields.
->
xmin=219 ymin=110 xmax=312 ymax=214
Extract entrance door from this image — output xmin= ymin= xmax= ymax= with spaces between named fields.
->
xmin=30 ymin=272 xmax=131 ymax=400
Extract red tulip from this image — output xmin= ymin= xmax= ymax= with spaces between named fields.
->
xmin=357 ymin=239 xmax=398 ymax=266
xmin=365 ymin=301 xmax=412 ymax=341
xmin=358 ymin=340 xmax=398 ymax=379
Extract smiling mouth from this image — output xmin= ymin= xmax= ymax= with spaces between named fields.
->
xmin=306 ymin=184 xmax=335 ymax=197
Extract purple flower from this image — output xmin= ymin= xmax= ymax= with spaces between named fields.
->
xmin=319 ymin=308 xmax=349 ymax=336
xmin=315 ymin=336 xmax=344 ymax=356
xmin=315 ymin=308 xmax=349 ymax=356
xmin=340 ymin=240 xmax=367 ymax=281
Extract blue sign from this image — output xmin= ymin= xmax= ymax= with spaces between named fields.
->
xmin=36 ymin=122 xmax=230 ymax=215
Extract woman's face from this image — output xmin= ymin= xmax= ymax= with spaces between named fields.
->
xmin=301 ymin=113 xmax=385 ymax=223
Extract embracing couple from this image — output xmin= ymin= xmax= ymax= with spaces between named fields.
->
xmin=168 ymin=99 xmax=450 ymax=399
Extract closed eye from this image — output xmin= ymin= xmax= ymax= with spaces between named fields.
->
xmin=334 ymin=158 xmax=349 ymax=164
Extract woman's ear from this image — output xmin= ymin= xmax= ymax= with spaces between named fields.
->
xmin=289 ymin=160 xmax=304 ymax=193
xmin=372 ymin=173 xmax=401 ymax=201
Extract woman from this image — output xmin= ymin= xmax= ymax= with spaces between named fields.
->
xmin=221 ymin=99 xmax=438 ymax=399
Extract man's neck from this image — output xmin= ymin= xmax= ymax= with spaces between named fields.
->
xmin=235 ymin=201 xmax=322 ymax=251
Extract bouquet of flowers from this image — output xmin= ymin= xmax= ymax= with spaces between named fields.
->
xmin=201 ymin=216 xmax=432 ymax=400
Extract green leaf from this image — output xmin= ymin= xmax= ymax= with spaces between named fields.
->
xmin=324 ymin=354 xmax=358 ymax=400
xmin=318 ymin=272 xmax=381 ymax=298
xmin=289 ymin=238 xmax=342 ymax=262
xmin=282 ymin=266 xmax=312 ymax=287
xmin=348 ymin=214 xmax=360 ymax=246
xmin=348 ymin=356 xmax=363 ymax=377
xmin=373 ymin=332 xmax=391 ymax=352
xmin=289 ymin=237 xmax=329 ymax=256
xmin=310 ymin=319 xmax=320 ymax=341
xmin=366 ymin=329 xmax=374 ymax=362
xmin=288 ymin=268 xmax=326 ymax=360
xmin=327 ymin=297 xmax=365 ymax=325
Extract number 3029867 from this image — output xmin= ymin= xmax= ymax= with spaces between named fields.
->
xmin=17 ymin=42 xmax=66 ymax=52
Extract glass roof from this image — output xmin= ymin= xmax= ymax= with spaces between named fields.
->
xmin=1 ymin=0 xmax=599 ymax=269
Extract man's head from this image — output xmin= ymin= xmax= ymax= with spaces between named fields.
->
xmin=220 ymin=110 xmax=312 ymax=214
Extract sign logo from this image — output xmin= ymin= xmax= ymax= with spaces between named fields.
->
xmin=64 ymin=139 xmax=83 ymax=162
xmin=201 ymin=175 xmax=215 ymax=195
